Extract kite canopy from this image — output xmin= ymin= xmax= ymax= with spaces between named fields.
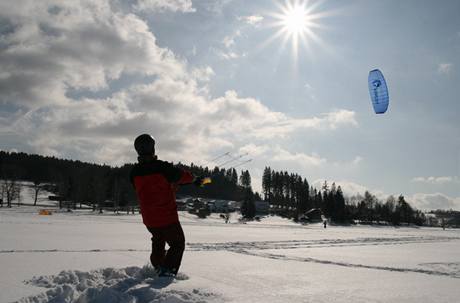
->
xmin=368 ymin=69 xmax=389 ymax=114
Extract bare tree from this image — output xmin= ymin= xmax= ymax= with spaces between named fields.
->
xmin=2 ymin=179 xmax=20 ymax=207
xmin=33 ymin=180 xmax=42 ymax=206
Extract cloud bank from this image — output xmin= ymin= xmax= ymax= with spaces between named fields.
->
xmin=411 ymin=176 xmax=460 ymax=185
xmin=134 ymin=0 xmax=195 ymax=13
xmin=408 ymin=193 xmax=460 ymax=211
xmin=0 ymin=0 xmax=357 ymax=169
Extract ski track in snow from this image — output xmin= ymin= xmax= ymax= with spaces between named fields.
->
xmin=185 ymin=236 xmax=460 ymax=251
xmin=4 ymin=236 xmax=460 ymax=281
xmin=3 ymin=235 xmax=458 ymax=255
xmin=238 ymin=250 xmax=460 ymax=279
xmin=16 ymin=266 xmax=222 ymax=303
xmin=186 ymin=236 xmax=460 ymax=279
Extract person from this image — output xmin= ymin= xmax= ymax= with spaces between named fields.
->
xmin=130 ymin=134 xmax=204 ymax=277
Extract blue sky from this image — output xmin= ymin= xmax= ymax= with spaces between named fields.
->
xmin=0 ymin=0 xmax=459 ymax=210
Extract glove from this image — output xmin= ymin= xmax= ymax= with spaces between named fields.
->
xmin=193 ymin=176 xmax=205 ymax=187
xmin=193 ymin=176 xmax=211 ymax=187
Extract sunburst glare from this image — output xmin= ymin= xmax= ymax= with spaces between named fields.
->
xmin=266 ymin=0 xmax=328 ymax=61
xmin=282 ymin=4 xmax=312 ymax=34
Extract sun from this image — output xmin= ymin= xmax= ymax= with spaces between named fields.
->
xmin=267 ymin=0 xmax=327 ymax=60
xmin=282 ymin=4 xmax=312 ymax=35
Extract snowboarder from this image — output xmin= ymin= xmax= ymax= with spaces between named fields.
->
xmin=130 ymin=134 xmax=205 ymax=277
xmin=323 ymin=220 xmax=327 ymax=229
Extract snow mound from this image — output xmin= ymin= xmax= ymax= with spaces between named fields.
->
xmin=18 ymin=265 xmax=219 ymax=303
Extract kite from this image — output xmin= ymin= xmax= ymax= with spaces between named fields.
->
xmin=368 ymin=69 xmax=389 ymax=114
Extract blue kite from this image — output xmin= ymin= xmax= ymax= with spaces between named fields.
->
xmin=368 ymin=69 xmax=389 ymax=114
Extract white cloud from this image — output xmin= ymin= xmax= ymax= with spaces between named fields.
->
xmin=205 ymin=92 xmax=357 ymax=140
xmin=239 ymin=15 xmax=264 ymax=26
xmin=191 ymin=66 xmax=215 ymax=82
xmin=351 ymin=156 xmax=363 ymax=165
xmin=202 ymin=0 xmax=234 ymax=15
xmin=407 ymin=193 xmax=460 ymax=211
xmin=238 ymin=144 xmax=270 ymax=158
xmin=437 ymin=63 xmax=453 ymax=74
xmin=216 ymin=50 xmax=241 ymax=60
xmin=220 ymin=30 xmax=242 ymax=59
xmin=272 ymin=147 xmax=327 ymax=167
xmin=411 ymin=176 xmax=460 ymax=184
xmin=324 ymin=110 xmax=359 ymax=129
xmin=222 ymin=35 xmax=235 ymax=48
xmin=222 ymin=31 xmax=241 ymax=48
xmin=134 ymin=0 xmax=195 ymax=13
xmin=0 ymin=0 xmax=359 ymax=168
xmin=0 ymin=0 xmax=186 ymax=109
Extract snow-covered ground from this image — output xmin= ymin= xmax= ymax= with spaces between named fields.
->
xmin=1 ymin=205 xmax=460 ymax=303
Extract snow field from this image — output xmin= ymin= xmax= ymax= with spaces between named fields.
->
xmin=1 ymin=207 xmax=460 ymax=302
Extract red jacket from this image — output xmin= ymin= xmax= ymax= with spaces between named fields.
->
xmin=130 ymin=159 xmax=194 ymax=227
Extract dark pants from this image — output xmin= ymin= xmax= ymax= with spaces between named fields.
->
xmin=147 ymin=222 xmax=185 ymax=275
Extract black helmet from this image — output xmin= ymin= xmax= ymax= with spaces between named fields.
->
xmin=134 ymin=134 xmax=155 ymax=156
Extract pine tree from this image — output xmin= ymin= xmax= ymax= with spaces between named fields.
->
xmin=231 ymin=168 xmax=238 ymax=185
xmin=262 ymin=167 xmax=272 ymax=202
xmin=239 ymin=170 xmax=252 ymax=189
xmin=241 ymin=189 xmax=256 ymax=219
xmin=240 ymin=170 xmax=255 ymax=219
xmin=396 ymin=195 xmax=413 ymax=225
xmin=334 ymin=186 xmax=346 ymax=222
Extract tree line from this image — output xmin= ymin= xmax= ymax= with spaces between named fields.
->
xmin=0 ymin=151 xmax=252 ymax=210
xmin=262 ymin=166 xmax=426 ymax=225
xmin=0 ymin=151 xmax=428 ymax=225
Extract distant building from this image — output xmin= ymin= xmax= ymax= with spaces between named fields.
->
xmin=206 ymin=199 xmax=237 ymax=213
xmin=302 ymin=208 xmax=323 ymax=222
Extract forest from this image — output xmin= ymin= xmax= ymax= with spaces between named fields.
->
xmin=0 ymin=150 xmax=440 ymax=226
xmin=0 ymin=150 xmax=250 ymax=210
xmin=261 ymin=167 xmax=427 ymax=225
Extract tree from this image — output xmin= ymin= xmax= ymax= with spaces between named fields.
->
xmin=383 ymin=195 xmax=396 ymax=223
xmin=241 ymin=190 xmax=256 ymax=219
xmin=239 ymin=170 xmax=252 ymax=189
xmin=32 ymin=180 xmax=42 ymax=206
xmin=90 ymin=170 xmax=109 ymax=213
xmin=57 ymin=175 xmax=71 ymax=209
xmin=396 ymin=195 xmax=413 ymax=225
xmin=240 ymin=170 xmax=255 ymax=219
xmin=1 ymin=179 xmax=20 ymax=207
xmin=333 ymin=186 xmax=346 ymax=222
xmin=322 ymin=180 xmax=329 ymax=196
xmin=298 ymin=178 xmax=310 ymax=214
xmin=254 ymin=192 xmax=262 ymax=201
xmin=230 ymin=168 xmax=238 ymax=186
xmin=360 ymin=191 xmax=377 ymax=222
xmin=262 ymin=167 xmax=272 ymax=202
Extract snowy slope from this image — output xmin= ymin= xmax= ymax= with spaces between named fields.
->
xmin=1 ymin=206 xmax=460 ymax=303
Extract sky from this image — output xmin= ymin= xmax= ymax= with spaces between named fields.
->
xmin=0 ymin=0 xmax=459 ymax=210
